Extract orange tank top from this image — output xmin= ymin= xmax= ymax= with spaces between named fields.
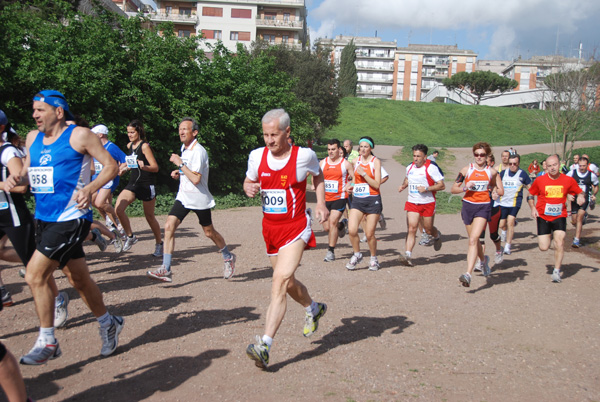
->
xmin=463 ymin=163 xmax=492 ymax=204
xmin=353 ymin=155 xmax=380 ymax=197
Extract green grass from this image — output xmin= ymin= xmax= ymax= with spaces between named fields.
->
xmin=434 ymin=192 xmax=463 ymax=215
xmin=393 ymin=147 xmax=456 ymax=167
xmin=323 ymin=97 xmax=600 ymax=147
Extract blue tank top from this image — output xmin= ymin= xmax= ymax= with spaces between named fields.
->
xmin=29 ymin=125 xmax=93 ymax=222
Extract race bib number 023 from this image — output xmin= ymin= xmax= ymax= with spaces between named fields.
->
xmin=28 ymin=166 xmax=55 ymax=193
xmin=261 ymin=189 xmax=287 ymax=214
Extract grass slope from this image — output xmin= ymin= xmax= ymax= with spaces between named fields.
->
xmin=325 ymin=98 xmax=600 ymax=147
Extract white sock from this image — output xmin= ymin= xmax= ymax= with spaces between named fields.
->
xmin=306 ymin=301 xmax=318 ymax=315
xmin=40 ymin=327 xmax=55 ymax=343
xmin=354 ymin=252 xmax=362 ymax=258
xmin=97 ymin=312 xmax=112 ymax=328
xmin=261 ymin=335 xmax=273 ymax=347
xmin=406 ymin=251 xmax=412 ymax=258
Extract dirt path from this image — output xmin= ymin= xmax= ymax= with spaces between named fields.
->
xmin=1 ymin=144 xmax=599 ymax=402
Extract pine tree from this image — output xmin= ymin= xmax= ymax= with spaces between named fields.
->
xmin=338 ymin=39 xmax=357 ymax=97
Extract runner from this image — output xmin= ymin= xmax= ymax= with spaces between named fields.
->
xmin=451 ymin=142 xmax=503 ymax=287
xmin=146 ymin=118 xmax=235 ymax=282
xmin=5 ymin=90 xmax=124 ymax=364
xmin=427 ymin=150 xmax=439 ymax=162
xmin=567 ymin=156 xmax=598 ymax=248
xmin=320 ymin=139 xmax=353 ymax=262
xmin=90 ymin=124 xmax=127 ymax=236
xmin=343 ymin=139 xmax=359 ymax=165
xmin=497 ymin=154 xmax=532 ymax=255
xmin=398 ymin=144 xmax=445 ymax=267
xmin=497 ymin=149 xmax=511 ymax=172
xmin=527 ymin=154 xmax=585 ymax=282
xmin=114 ymin=120 xmax=163 ymax=256
xmin=346 ymin=136 xmax=382 ymax=271
xmin=243 ymin=109 xmax=328 ymax=369
xmin=569 ymin=154 xmax=580 ymax=171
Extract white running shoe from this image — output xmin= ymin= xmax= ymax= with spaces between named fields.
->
xmin=474 ymin=258 xmax=482 ymax=272
xmin=368 ymin=257 xmax=380 ymax=271
xmin=110 ymin=235 xmax=123 ymax=254
xmin=346 ymin=253 xmax=363 ymax=270
xmin=551 ymin=270 xmax=562 ymax=283
xmin=223 ymin=253 xmax=236 ymax=279
xmin=482 ymin=255 xmax=491 ymax=277
xmin=494 ymin=250 xmax=503 ymax=264
xmin=147 ymin=266 xmax=172 ymax=283
xmin=123 ymin=235 xmax=138 ymax=252
xmin=20 ymin=338 xmax=62 ymax=365
xmin=504 ymin=244 xmax=511 ymax=255
xmin=100 ymin=316 xmax=124 ymax=357
xmin=54 ymin=291 xmax=70 ymax=328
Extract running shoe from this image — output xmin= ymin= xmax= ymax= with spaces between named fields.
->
xmin=504 ymin=244 xmax=511 ymax=255
xmin=572 ymin=238 xmax=581 ymax=248
xmin=105 ymin=217 xmax=114 ymax=228
xmin=18 ymin=268 xmax=26 ymax=278
xmin=360 ymin=235 xmax=367 ymax=243
xmin=99 ymin=315 xmax=124 ymax=357
xmin=223 ymin=253 xmax=236 ymax=279
xmin=147 ymin=266 xmax=172 ymax=283
xmin=378 ymin=213 xmax=386 ymax=229
xmin=303 ymin=302 xmax=327 ymax=337
xmin=459 ymin=272 xmax=472 ymax=287
xmin=399 ymin=253 xmax=413 ymax=267
xmin=337 ymin=218 xmax=347 ymax=238
xmin=500 ymin=230 xmax=506 ymax=243
xmin=20 ymin=338 xmax=62 ymax=365
xmin=420 ymin=234 xmax=433 ymax=246
xmin=494 ymin=250 xmax=504 ymax=264
xmin=122 ymin=235 xmax=138 ymax=252
xmin=433 ymin=231 xmax=442 ymax=251
xmin=152 ymin=243 xmax=163 ymax=257
xmin=91 ymin=228 xmax=107 ymax=252
xmin=324 ymin=250 xmax=335 ymax=262
xmin=110 ymin=235 xmax=123 ymax=254
xmin=346 ymin=253 xmax=363 ymax=270
xmin=1 ymin=287 xmax=13 ymax=307
xmin=590 ymin=198 xmax=596 ymax=210
xmin=474 ymin=259 xmax=482 ymax=272
xmin=368 ymin=257 xmax=380 ymax=271
xmin=246 ymin=336 xmax=270 ymax=369
xmin=482 ymin=255 xmax=491 ymax=277
xmin=551 ymin=270 xmax=562 ymax=283
xmin=54 ymin=291 xmax=70 ymax=328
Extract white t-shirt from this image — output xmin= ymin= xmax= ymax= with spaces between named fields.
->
xmin=405 ymin=162 xmax=444 ymax=204
xmin=176 ymin=139 xmax=215 ymax=210
xmin=246 ymin=147 xmax=320 ymax=182
xmin=0 ymin=145 xmax=21 ymax=167
xmin=589 ymin=163 xmax=599 ymax=175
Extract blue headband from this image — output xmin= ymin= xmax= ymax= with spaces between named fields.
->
xmin=33 ymin=90 xmax=75 ymax=120
xmin=359 ymin=138 xmax=374 ymax=148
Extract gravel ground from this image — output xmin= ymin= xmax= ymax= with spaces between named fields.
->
xmin=1 ymin=142 xmax=599 ymax=402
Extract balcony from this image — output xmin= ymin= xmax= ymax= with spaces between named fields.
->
xmin=357 ymin=87 xmax=393 ymax=96
xmin=256 ymin=18 xmax=304 ymax=30
xmin=207 ymin=0 xmax=304 ymax=6
xmin=149 ymin=12 xmax=198 ymax=25
xmin=356 ymin=51 xmax=394 ymax=60
xmin=356 ymin=64 xmax=394 ymax=72
xmin=357 ymin=77 xmax=394 ymax=84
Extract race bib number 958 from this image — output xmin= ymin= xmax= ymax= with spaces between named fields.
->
xmin=28 ymin=167 xmax=54 ymax=193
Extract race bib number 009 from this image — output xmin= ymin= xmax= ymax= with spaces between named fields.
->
xmin=261 ymin=189 xmax=287 ymax=214
xmin=28 ymin=167 xmax=55 ymax=193
xmin=544 ymin=203 xmax=563 ymax=216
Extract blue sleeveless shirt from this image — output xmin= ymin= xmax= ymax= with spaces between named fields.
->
xmin=29 ymin=125 xmax=93 ymax=222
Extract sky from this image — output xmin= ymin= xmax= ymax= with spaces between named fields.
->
xmin=307 ymin=0 xmax=600 ymax=60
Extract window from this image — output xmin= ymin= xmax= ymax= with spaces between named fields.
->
xmin=165 ymin=6 xmax=172 ymax=14
xmin=202 ymin=7 xmax=223 ymax=17
xmin=239 ymin=32 xmax=251 ymax=41
xmin=264 ymin=12 xmax=276 ymax=20
xmin=231 ymin=8 xmax=251 ymax=18
xmin=282 ymin=35 xmax=289 ymax=43
xmin=201 ymin=30 xmax=221 ymax=39
xmin=214 ymin=30 xmax=222 ymax=40
xmin=230 ymin=31 xmax=239 ymax=40
xmin=263 ymin=34 xmax=276 ymax=43
xmin=283 ymin=13 xmax=290 ymax=21
xmin=178 ymin=30 xmax=190 ymax=38
xmin=179 ymin=7 xmax=191 ymax=16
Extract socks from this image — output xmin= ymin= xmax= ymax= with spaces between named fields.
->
xmin=97 ymin=312 xmax=112 ymax=328
xmin=40 ymin=327 xmax=55 ymax=343
xmin=305 ymin=301 xmax=319 ymax=316
xmin=406 ymin=251 xmax=412 ymax=258
xmin=328 ymin=246 xmax=335 ymax=252
xmin=163 ymin=253 xmax=173 ymax=270
xmin=261 ymin=335 xmax=273 ymax=347
xmin=220 ymin=245 xmax=232 ymax=260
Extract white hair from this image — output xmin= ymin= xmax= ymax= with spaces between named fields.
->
xmin=262 ymin=109 xmax=290 ymax=131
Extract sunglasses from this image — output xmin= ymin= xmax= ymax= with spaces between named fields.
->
xmin=508 ymin=162 xmax=519 ymax=166
xmin=473 ymin=152 xmax=487 ymax=157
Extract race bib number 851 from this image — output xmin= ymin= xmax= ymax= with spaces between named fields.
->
xmin=28 ymin=167 xmax=55 ymax=193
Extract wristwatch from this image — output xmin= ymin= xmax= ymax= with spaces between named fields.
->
xmin=178 ymin=163 xmax=185 ymax=169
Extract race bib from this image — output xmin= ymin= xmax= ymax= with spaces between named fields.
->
xmin=353 ymin=183 xmax=369 ymax=197
xmin=126 ymin=154 xmax=138 ymax=169
xmin=0 ymin=192 xmax=8 ymax=210
xmin=28 ymin=166 xmax=55 ymax=193
xmin=544 ymin=203 xmax=563 ymax=216
xmin=468 ymin=180 xmax=489 ymax=192
xmin=94 ymin=161 xmax=103 ymax=173
xmin=261 ymin=189 xmax=287 ymax=214
xmin=324 ymin=180 xmax=338 ymax=193
xmin=408 ymin=183 xmax=420 ymax=194
xmin=503 ymin=179 xmax=519 ymax=189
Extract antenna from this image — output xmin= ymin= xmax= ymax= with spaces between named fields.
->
xmin=554 ymin=26 xmax=559 ymax=55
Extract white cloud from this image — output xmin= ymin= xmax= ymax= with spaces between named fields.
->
xmin=310 ymin=18 xmax=336 ymax=42
xmin=310 ymin=0 xmax=600 ymax=58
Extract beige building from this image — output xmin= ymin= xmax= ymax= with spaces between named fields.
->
xmin=500 ymin=56 xmax=588 ymax=91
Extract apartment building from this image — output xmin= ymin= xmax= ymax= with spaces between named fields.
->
xmin=395 ymin=44 xmax=477 ymax=101
xmin=500 ymin=56 xmax=588 ymax=90
xmin=317 ymin=35 xmax=397 ymax=99
xmin=142 ymin=0 xmax=306 ymax=52
xmin=112 ymin=0 xmax=143 ymax=12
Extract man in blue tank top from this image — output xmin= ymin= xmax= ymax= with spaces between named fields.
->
xmin=6 ymin=90 xmax=125 ymax=365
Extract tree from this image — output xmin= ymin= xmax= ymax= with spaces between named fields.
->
xmin=443 ymin=71 xmax=517 ymax=104
xmin=338 ymin=39 xmax=357 ymax=98
xmin=250 ymin=41 xmax=340 ymax=136
xmin=532 ymin=62 xmax=600 ymax=161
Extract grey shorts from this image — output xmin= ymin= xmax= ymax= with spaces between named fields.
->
xmin=461 ymin=201 xmax=491 ymax=225
xmin=351 ymin=195 xmax=383 ymax=215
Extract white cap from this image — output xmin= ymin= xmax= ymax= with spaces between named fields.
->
xmin=91 ymin=124 xmax=109 ymax=135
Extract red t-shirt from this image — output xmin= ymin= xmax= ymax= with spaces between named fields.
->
xmin=529 ymin=173 xmax=582 ymax=221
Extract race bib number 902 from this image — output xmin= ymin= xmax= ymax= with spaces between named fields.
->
xmin=28 ymin=167 xmax=55 ymax=193
xmin=261 ymin=189 xmax=287 ymax=214
xmin=544 ymin=203 xmax=563 ymax=216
